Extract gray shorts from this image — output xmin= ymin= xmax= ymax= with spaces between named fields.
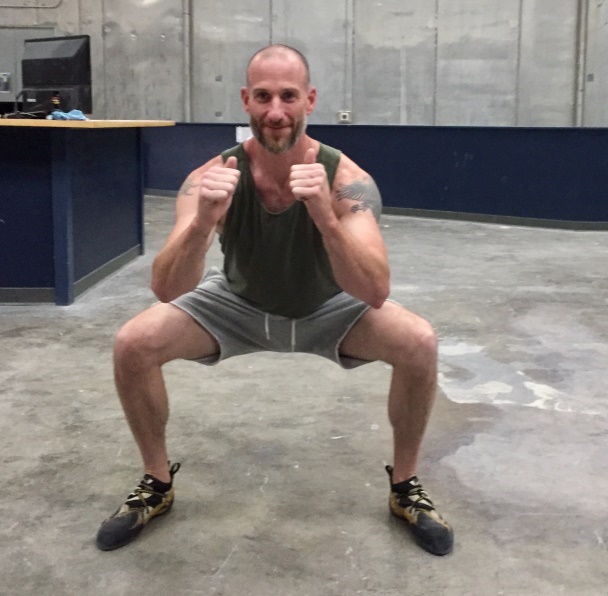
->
xmin=171 ymin=267 xmax=372 ymax=369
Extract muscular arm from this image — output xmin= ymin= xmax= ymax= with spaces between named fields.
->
xmin=151 ymin=155 xmax=238 ymax=302
xmin=291 ymin=149 xmax=390 ymax=308
xmin=336 ymin=178 xmax=383 ymax=220
xmin=319 ymin=174 xmax=390 ymax=308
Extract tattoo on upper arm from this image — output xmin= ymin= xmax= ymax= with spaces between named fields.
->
xmin=336 ymin=177 xmax=383 ymax=221
xmin=179 ymin=179 xmax=197 ymax=197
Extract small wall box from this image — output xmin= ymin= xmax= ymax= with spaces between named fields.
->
xmin=338 ymin=110 xmax=352 ymax=124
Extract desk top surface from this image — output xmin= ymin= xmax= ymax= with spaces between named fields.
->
xmin=0 ymin=119 xmax=175 ymax=129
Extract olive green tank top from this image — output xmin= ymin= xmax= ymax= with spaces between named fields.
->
xmin=219 ymin=142 xmax=342 ymax=318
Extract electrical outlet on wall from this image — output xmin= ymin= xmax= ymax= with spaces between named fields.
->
xmin=337 ymin=110 xmax=352 ymax=124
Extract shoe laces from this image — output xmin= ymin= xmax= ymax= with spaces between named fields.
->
xmin=398 ymin=480 xmax=435 ymax=513
xmin=125 ymin=462 xmax=180 ymax=512
xmin=125 ymin=479 xmax=168 ymax=512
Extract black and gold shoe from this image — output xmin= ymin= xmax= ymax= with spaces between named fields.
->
xmin=386 ymin=465 xmax=453 ymax=556
xmin=96 ymin=462 xmax=181 ymax=551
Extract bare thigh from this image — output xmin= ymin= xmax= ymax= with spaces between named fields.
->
xmin=339 ymin=301 xmax=435 ymax=365
xmin=118 ymin=302 xmax=220 ymax=365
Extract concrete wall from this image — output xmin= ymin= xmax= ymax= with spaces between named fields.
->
xmin=583 ymin=0 xmax=608 ymax=126
xmin=0 ymin=0 xmax=605 ymax=125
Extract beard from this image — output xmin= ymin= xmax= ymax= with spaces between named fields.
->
xmin=250 ymin=114 xmax=307 ymax=154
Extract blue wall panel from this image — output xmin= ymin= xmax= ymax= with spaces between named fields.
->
xmin=143 ymin=123 xmax=239 ymax=191
xmin=0 ymin=128 xmax=55 ymax=287
xmin=70 ymin=128 xmax=141 ymax=280
xmin=142 ymin=123 xmax=608 ymax=224
xmin=310 ymin=125 xmax=608 ymax=222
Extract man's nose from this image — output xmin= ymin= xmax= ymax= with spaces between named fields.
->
xmin=267 ymin=97 xmax=285 ymax=121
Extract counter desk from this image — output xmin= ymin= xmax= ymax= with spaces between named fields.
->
xmin=0 ymin=119 xmax=175 ymax=305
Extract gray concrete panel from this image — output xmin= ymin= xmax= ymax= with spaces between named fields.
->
xmin=583 ymin=0 xmax=608 ymax=125
xmin=1 ymin=2 xmax=608 ymax=127
xmin=436 ymin=0 xmax=520 ymax=126
xmin=78 ymin=0 xmax=105 ymax=118
xmin=102 ymin=0 xmax=184 ymax=120
xmin=35 ymin=0 xmax=78 ymax=35
xmin=191 ymin=1 xmax=269 ymax=123
xmin=271 ymin=0 xmax=349 ymax=124
xmin=0 ymin=0 xmax=77 ymax=32
xmin=0 ymin=6 xmax=38 ymax=25
xmin=518 ymin=0 xmax=578 ymax=126
xmin=0 ymin=0 xmax=58 ymax=6
xmin=353 ymin=0 xmax=437 ymax=125
xmin=0 ymin=31 xmax=15 ymax=100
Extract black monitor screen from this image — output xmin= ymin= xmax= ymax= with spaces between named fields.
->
xmin=21 ymin=35 xmax=92 ymax=113
xmin=22 ymin=35 xmax=91 ymax=87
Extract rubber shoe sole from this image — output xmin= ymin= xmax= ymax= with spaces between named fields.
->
xmin=96 ymin=490 xmax=175 ymax=551
xmin=389 ymin=493 xmax=453 ymax=556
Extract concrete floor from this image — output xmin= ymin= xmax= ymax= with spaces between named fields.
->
xmin=1 ymin=196 xmax=607 ymax=595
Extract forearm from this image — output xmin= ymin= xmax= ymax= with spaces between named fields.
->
xmin=151 ymin=154 xmax=238 ymax=302
xmin=151 ymin=220 xmax=214 ymax=302
xmin=320 ymin=218 xmax=390 ymax=308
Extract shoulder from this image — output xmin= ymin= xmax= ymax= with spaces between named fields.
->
xmin=332 ymin=152 xmax=367 ymax=185
xmin=331 ymin=153 xmax=383 ymax=221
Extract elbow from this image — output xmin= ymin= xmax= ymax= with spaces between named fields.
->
xmin=151 ymin=261 xmax=179 ymax=302
xmin=151 ymin=282 xmax=173 ymax=303
xmin=370 ymin=289 xmax=390 ymax=309
xmin=369 ymin=263 xmax=390 ymax=309
xmin=369 ymin=279 xmax=390 ymax=309
xmin=369 ymin=275 xmax=391 ymax=308
xmin=151 ymin=276 xmax=195 ymax=303
xmin=151 ymin=262 xmax=169 ymax=302
xmin=150 ymin=272 xmax=181 ymax=303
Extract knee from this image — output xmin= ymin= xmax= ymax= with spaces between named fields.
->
xmin=394 ymin=317 xmax=438 ymax=371
xmin=114 ymin=317 xmax=161 ymax=370
xmin=415 ymin=319 xmax=438 ymax=356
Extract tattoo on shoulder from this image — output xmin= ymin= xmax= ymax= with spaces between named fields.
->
xmin=178 ymin=179 xmax=197 ymax=197
xmin=336 ymin=177 xmax=383 ymax=221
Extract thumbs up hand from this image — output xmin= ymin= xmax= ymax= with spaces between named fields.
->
xmin=290 ymin=146 xmax=332 ymax=219
xmin=197 ymin=155 xmax=240 ymax=228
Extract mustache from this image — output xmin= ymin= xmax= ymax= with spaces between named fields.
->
xmin=264 ymin=122 xmax=290 ymax=128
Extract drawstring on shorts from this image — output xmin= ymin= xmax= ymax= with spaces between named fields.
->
xmin=263 ymin=313 xmax=296 ymax=351
xmin=264 ymin=313 xmax=270 ymax=340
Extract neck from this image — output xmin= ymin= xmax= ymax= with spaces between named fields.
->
xmin=244 ymin=135 xmax=318 ymax=208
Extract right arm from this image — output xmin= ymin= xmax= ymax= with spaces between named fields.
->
xmin=151 ymin=155 xmax=240 ymax=302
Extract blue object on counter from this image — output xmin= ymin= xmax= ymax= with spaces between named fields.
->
xmin=46 ymin=109 xmax=88 ymax=121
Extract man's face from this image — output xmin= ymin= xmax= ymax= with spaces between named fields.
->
xmin=242 ymin=55 xmax=316 ymax=154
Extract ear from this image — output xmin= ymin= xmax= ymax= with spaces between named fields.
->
xmin=241 ymin=87 xmax=251 ymax=114
xmin=306 ymin=86 xmax=317 ymax=116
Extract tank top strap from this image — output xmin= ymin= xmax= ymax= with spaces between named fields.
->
xmin=221 ymin=144 xmax=243 ymax=162
xmin=317 ymin=143 xmax=342 ymax=187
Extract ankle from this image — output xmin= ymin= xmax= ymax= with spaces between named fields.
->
xmin=144 ymin=467 xmax=171 ymax=484
xmin=390 ymin=468 xmax=417 ymax=485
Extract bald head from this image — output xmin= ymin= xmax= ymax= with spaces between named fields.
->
xmin=246 ymin=44 xmax=310 ymax=87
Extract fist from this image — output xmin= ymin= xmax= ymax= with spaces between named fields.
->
xmin=198 ymin=155 xmax=240 ymax=225
xmin=290 ymin=147 xmax=330 ymax=204
xmin=200 ymin=155 xmax=240 ymax=202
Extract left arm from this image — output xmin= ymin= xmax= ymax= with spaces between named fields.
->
xmin=291 ymin=150 xmax=390 ymax=308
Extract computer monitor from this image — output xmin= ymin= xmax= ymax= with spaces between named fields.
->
xmin=21 ymin=35 xmax=92 ymax=114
